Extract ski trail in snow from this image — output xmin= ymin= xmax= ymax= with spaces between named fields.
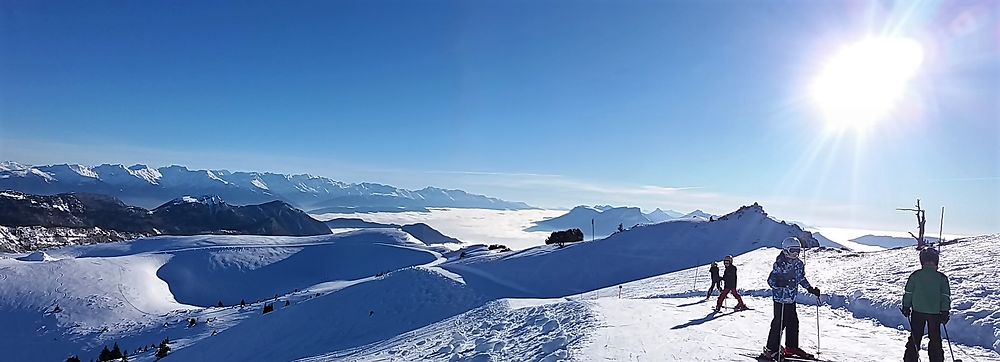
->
xmin=109 ymin=259 xmax=155 ymax=317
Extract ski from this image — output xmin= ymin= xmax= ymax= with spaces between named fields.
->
xmin=738 ymin=352 xmax=835 ymax=362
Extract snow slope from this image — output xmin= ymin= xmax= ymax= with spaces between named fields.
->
xmin=0 ymin=230 xmax=439 ymax=361
xmin=289 ymin=234 xmax=1000 ymax=361
xmin=1 ymin=211 xmax=995 ymax=362
xmin=446 ymin=204 xmax=817 ymax=298
xmin=605 ymin=235 xmax=1000 ymax=355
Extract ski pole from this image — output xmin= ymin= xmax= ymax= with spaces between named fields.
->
xmin=942 ymin=323 xmax=962 ymax=362
xmin=815 ymin=294 xmax=821 ymax=356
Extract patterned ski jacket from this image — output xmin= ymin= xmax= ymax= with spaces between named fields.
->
xmin=767 ymin=252 xmax=813 ymax=304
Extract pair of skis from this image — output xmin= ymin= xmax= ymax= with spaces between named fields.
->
xmin=739 ymin=352 xmax=833 ymax=362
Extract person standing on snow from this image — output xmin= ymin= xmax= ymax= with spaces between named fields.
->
xmin=761 ymin=237 xmax=821 ymax=361
xmin=714 ymin=255 xmax=748 ymax=312
xmin=902 ymin=247 xmax=951 ymax=362
xmin=706 ymin=262 xmax=723 ymax=299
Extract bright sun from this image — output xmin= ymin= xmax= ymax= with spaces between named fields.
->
xmin=811 ymin=37 xmax=924 ymax=129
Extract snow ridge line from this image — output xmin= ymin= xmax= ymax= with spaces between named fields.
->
xmin=641 ymin=288 xmax=997 ymax=353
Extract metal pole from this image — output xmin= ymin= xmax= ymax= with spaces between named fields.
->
xmin=943 ymin=323 xmax=961 ymax=362
xmin=938 ymin=207 xmax=945 ymax=247
xmin=816 ymin=294 xmax=821 ymax=356
xmin=693 ymin=266 xmax=700 ymax=292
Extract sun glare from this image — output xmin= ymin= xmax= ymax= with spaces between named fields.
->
xmin=811 ymin=37 xmax=924 ymax=130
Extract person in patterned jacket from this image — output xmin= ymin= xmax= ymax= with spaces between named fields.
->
xmin=761 ymin=237 xmax=821 ymax=361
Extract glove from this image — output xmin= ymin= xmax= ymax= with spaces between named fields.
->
xmin=941 ymin=311 xmax=950 ymax=324
xmin=807 ymin=286 xmax=820 ymax=296
xmin=901 ymin=307 xmax=911 ymax=318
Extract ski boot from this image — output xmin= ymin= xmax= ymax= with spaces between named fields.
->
xmin=783 ymin=346 xmax=815 ymax=360
xmin=733 ymin=303 xmax=749 ymax=311
xmin=758 ymin=347 xmax=781 ymax=361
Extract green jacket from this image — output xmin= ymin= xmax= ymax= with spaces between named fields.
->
xmin=902 ymin=266 xmax=951 ymax=315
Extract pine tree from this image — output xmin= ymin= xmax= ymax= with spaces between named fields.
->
xmin=111 ymin=342 xmax=122 ymax=359
xmin=98 ymin=346 xmax=111 ymax=361
xmin=216 ymin=300 xmax=224 ymax=308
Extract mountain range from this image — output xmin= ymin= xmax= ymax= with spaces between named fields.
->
xmin=0 ymin=191 xmax=330 ymax=252
xmin=528 ymin=205 xmax=716 ymax=237
xmin=0 ymin=161 xmax=535 ymax=212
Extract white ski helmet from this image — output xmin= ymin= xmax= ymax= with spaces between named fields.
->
xmin=781 ymin=237 xmax=802 ymax=258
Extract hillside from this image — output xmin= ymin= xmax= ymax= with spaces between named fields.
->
xmin=0 ymin=209 xmax=994 ymax=362
xmin=0 ymin=192 xmax=330 ymax=252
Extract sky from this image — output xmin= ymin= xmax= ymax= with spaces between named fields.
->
xmin=1 ymin=0 xmax=998 ymax=235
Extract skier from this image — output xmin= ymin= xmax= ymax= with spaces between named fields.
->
xmin=902 ymin=247 xmax=951 ymax=362
xmin=761 ymin=237 xmax=821 ymax=361
xmin=714 ymin=255 xmax=748 ymax=312
xmin=706 ymin=262 xmax=723 ymax=299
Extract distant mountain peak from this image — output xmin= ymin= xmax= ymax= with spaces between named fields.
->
xmin=0 ymin=161 xmax=27 ymax=171
xmin=167 ymin=195 xmax=227 ymax=206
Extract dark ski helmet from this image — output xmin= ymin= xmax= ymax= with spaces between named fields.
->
xmin=723 ymin=255 xmax=733 ymax=263
xmin=919 ymin=247 xmax=940 ymax=265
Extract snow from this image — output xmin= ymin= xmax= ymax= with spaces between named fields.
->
xmin=250 ymin=178 xmax=269 ymax=190
xmin=128 ymin=164 xmax=163 ymax=185
xmin=15 ymin=251 xmax=57 ymax=261
xmin=1 ymin=213 xmax=997 ymax=362
xmin=0 ymin=191 xmax=26 ymax=200
xmin=172 ymin=195 xmax=225 ymax=205
xmin=298 ymin=298 xmax=595 ymax=362
xmin=0 ymin=161 xmax=27 ymax=171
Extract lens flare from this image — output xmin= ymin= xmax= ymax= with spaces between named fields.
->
xmin=811 ymin=37 xmax=924 ymax=129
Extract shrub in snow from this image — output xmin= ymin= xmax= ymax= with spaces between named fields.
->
xmin=65 ymin=356 xmax=81 ymax=362
xmin=155 ymin=339 xmax=170 ymax=359
xmin=487 ymin=244 xmax=510 ymax=252
xmin=262 ymin=303 xmax=274 ymax=314
xmin=545 ymin=228 xmax=584 ymax=245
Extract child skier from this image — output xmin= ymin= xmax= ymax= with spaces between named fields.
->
xmin=714 ymin=255 xmax=748 ymax=312
xmin=902 ymin=247 xmax=951 ymax=362
xmin=706 ymin=262 xmax=723 ymax=299
xmin=761 ymin=237 xmax=821 ymax=361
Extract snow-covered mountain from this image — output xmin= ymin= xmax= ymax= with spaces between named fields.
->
xmin=678 ymin=209 xmax=715 ymax=220
xmin=0 ymin=162 xmax=536 ymax=212
xmin=643 ymin=207 xmax=681 ymax=223
xmin=0 ymin=191 xmax=330 ymax=251
xmin=529 ymin=205 xmax=721 ymax=238
xmin=526 ymin=205 xmax=653 ymax=237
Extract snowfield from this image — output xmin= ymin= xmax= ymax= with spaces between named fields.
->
xmin=0 ymin=216 xmax=996 ymax=361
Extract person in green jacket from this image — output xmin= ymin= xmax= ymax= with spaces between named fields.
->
xmin=901 ymin=247 xmax=951 ymax=362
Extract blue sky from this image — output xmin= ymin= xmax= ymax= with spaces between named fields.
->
xmin=1 ymin=0 xmax=997 ymax=235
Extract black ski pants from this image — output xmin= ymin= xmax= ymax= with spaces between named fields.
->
xmin=706 ymin=279 xmax=723 ymax=297
xmin=904 ymin=311 xmax=945 ymax=362
xmin=766 ymin=301 xmax=799 ymax=351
